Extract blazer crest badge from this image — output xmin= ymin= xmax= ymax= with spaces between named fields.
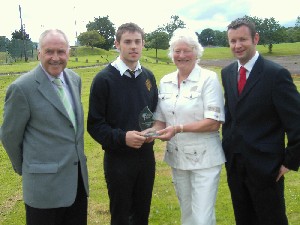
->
xmin=145 ymin=79 xmax=152 ymax=91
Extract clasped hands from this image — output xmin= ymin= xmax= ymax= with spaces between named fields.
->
xmin=126 ymin=126 xmax=176 ymax=149
xmin=142 ymin=126 xmax=176 ymax=141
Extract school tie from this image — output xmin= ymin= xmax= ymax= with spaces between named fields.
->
xmin=52 ymin=78 xmax=77 ymax=131
xmin=127 ymin=69 xmax=135 ymax=78
xmin=238 ymin=66 xmax=247 ymax=95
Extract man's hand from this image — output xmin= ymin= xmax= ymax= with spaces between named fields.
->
xmin=126 ymin=131 xmax=147 ymax=149
xmin=276 ymin=165 xmax=290 ymax=182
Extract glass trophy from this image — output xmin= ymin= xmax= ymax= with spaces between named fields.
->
xmin=139 ymin=106 xmax=159 ymax=137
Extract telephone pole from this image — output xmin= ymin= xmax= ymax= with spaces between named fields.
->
xmin=19 ymin=4 xmax=28 ymax=62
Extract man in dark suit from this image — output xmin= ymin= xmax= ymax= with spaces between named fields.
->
xmin=221 ymin=18 xmax=300 ymax=225
xmin=1 ymin=29 xmax=89 ymax=225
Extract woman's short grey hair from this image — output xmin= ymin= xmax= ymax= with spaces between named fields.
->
xmin=37 ymin=29 xmax=70 ymax=50
xmin=168 ymin=28 xmax=204 ymax=62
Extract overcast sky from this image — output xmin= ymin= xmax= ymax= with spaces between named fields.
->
xmin=1 ymin=0 xmax=299 ymax=45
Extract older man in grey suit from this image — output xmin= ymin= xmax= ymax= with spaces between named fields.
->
xmin=1 ymin=29 xmax=89 ymax=225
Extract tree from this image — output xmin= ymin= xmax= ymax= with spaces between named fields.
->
xmin=284 ymin=27 xmax=298 ymax=43
xmin=86 ymin=16 xmax=115 ymax=50
xmin=243 ymin=15 xmax=283 ymax=53
xmin=214 ymin=30 xmax=228 ymax=47
xmin=295 ymin=16 xmax=300 ymax=28
xmin=77 ymin=31 xmax=105 ymax=48
xmin=162 ymin=15 xmax=186 ymax=39
xmin=11 ymin=29 xmax=30 ymax=40
xmin=199 ymin=28 xmax=215 ymax=46
xmin=294 ymin=16 xmax=300 ymax=42
xmin=145 ymin=30 xmax=169 ymax=62
xmin=0 ymin=36 xmax=10 ymax=52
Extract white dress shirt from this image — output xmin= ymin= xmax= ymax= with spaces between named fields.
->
xmin=111 ymin=56 xmax=142 ymax=78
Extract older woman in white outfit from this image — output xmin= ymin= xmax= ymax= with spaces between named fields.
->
xmin=152 ymin=28 xmax=225 ymax=225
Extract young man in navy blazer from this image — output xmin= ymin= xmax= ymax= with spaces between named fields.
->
xmin=87 ymin=23 xmax=158 ymax=225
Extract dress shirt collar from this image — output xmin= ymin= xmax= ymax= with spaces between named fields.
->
xmin=238 ymin=51 xmax=259 ymax=73
xmin=111 ymin=56 xmax=142 ymax=78
xmin=163 ymin=64 xmax=201 ymax=85
xmin=40 ymin=63 xmax=66 ymax=84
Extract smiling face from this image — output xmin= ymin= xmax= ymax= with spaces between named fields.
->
xmin=173 ymin=41 xmax=197 ymax=72
xmin=38 ymin=31 xmax=70 ymax=77
xmin=114 ymin=31 xmax=144 ymax=70
xmin=228 ymin=25 xmax=259 ymax=65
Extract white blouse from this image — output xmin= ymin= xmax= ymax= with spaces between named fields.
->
xmin=154 ymin=65 xmax=226 ymax=170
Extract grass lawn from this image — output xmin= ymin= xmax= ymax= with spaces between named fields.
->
xmin=0 ymin=43 xmax=300 ymax=224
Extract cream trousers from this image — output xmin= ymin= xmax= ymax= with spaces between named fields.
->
xmin=172 ymin=165 xmax=222 ymax=225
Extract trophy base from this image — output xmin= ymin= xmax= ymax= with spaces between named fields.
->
xmin=144 ymin=131 xmax=160 ymax=137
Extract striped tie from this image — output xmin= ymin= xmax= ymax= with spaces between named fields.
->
xmin=127 ymin=69 xmax=135 ymax=78
xmin=53 ymin=78 xmax=77 ymax=131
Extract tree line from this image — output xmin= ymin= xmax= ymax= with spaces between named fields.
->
xmin=1 ymin=15 xmax=299 ymax=62
xmin=77 ymin=15 xmax=300 ymax=55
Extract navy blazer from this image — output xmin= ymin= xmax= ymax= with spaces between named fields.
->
xmin=221 ymin=55 xmax=300 ymax=179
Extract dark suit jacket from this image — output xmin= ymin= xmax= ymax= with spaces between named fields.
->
xmin=1 ymin=65 xmax=89 ymax=208
xmin=221 ymin=55 xmax=300 ymax=182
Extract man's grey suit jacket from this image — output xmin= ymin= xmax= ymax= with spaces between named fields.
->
xmin=1 ymin=65 xmax=89 ymax=209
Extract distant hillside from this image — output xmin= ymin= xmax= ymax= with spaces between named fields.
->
xmin=70 ymin=46 xmax=116 ymax=57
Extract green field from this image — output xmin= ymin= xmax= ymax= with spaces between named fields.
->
xmin=0 ymin=43 xmax=299 ymax=224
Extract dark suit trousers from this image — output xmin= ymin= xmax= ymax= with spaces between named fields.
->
xmin=25 ymin=165 xmax=88 ymax=225
xmin=227 ymin=154 xmax=288 ymax=225
xmin=104 ymin=152 xmax=155 ymax=225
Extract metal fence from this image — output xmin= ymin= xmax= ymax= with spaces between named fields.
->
xmin=0 ymin=37 xmax=37 ymax=64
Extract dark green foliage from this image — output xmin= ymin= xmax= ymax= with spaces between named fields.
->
xmin=86 ymin=16 xmax=115 ymax=50
xmin=162 ymin=15 xmax=186 ymax=39
xmin=243 ymin=15 xmax=284 ymax=53
xmin=11 ymin=29 xmax=30 ymax=41
xmin=199 ymin=28 xmax=215 ymax=46
xmin=77 ymin=31 xmax=105 ymax=48
xmin=0 ymin=36 xmax=10 ymax=52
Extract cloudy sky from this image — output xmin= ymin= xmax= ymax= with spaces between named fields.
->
xmin=1 ymin=0 xmax=299 ymax=45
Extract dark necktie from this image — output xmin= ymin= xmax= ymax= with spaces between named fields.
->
xmin=127 ymin=69 xmax=135 ymax=78
xmin=238 ymin=66 xmax=247 ymax=95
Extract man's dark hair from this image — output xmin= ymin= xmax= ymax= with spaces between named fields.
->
xmin=115 ymin=22 xmax=145 ymax=43
xmin=227 ymin=18 xmax=257 ymax=39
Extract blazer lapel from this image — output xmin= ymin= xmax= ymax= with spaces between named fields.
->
xmin=35 ymin=65 xmax=72 ymax=121
xmin=239 ymin=56 xmax=263 ymax=98
xmin=228 ymin=62 xmax=239 ymax=99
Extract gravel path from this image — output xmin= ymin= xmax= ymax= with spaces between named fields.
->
xmin=200 ymin=55 xmax=300 ymax=76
